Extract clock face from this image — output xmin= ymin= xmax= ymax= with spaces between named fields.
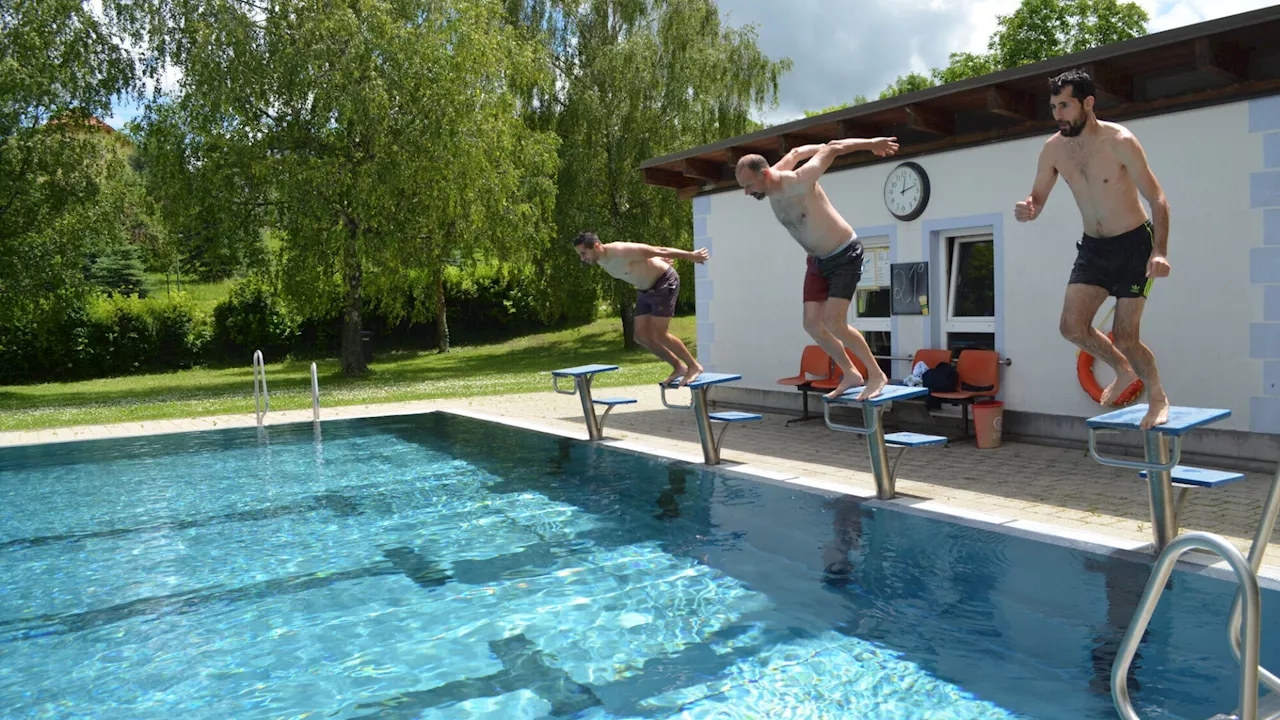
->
xmin=884 ymin=162 xmax=929 ymax=221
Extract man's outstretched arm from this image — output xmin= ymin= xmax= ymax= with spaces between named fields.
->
xmin=793 ymin=137 xmax=899 ymax=185
xmin=611 ymin=242 xmax=709 ymax=263
xmin=774 ymin=144 xmax=826 ymax=172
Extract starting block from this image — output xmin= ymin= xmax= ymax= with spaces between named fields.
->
xmin=824 ymin=385 xmax=946 ymax=500
xmin=550 ymin=364 xmax=635 ymax=441
xmin=660 ymin=372 xmax=761 ymax=465
xmin=1085 ymin=403 xmax=1232 ymax=552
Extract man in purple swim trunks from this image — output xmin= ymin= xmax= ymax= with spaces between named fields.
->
xmin=574 ymin=231 xmax=709 ymax=386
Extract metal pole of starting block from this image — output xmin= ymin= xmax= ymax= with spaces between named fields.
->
xmin=575 ymin=375 xmax=602 ymax=441
xmin=864 ymin=404 xmax=894 ymax=500
xmin=1144 ymin=432 xmax=1178 ymax=551
xmin=690 ymin=386 xmax=720 ymax=465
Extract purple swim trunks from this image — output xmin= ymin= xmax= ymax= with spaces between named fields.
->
xmin=635 ymin=265 xmax=679 ymax=317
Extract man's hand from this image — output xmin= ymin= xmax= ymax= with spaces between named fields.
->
xmin=689 ymin=248 xmax=709 ymax=263
xmin=867 ymin=136 xmax=899 ymax=157
xmin=1146 ymin=253 xmax=1170 ymax=278
xmin=1014 ymin=197 xmax=1037 ymax=222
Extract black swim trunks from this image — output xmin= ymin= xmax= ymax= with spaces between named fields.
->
xmin=1068 ymin=221 xmax=1155 ymax=299
xmin=635 ymin=265 xmax=679 ymax=317
xmin=812 ymin=237 xmax=865 ymax=301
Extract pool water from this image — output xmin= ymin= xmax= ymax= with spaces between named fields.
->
xmin=0 ymin=411 xmax=1276 ymax=719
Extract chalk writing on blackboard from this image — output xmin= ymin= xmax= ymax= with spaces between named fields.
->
xmin=890 ymin=262 xmax=929 ymax=316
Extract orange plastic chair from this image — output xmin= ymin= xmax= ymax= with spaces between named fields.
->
xmin=777 ymin=345 xmax=835 ymax=425
xmin=930 ymin=349 xmax=1001 ymax=437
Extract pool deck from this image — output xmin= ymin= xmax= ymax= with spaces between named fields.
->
xmin=3 ymin=383 xmax=1279 ymax=581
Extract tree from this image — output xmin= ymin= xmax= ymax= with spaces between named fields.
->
xmin=930 ymin=52 xmax=997 ymax=85
xmin=117 ymin=0 xmax=559 ymax=372
xmin=803 ymin=95 xmax=869 ymax=118
xmin=988 ymin=0 xmax=1148 ymax=70
xmin=0 ymin=0 xmax=137 ymax=325
xmin=506 ymin=0 xmax=790 ymax=347
xmin=879 ymin=71 xmax=935 ymax=99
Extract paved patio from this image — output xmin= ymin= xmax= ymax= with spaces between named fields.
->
xmin=3 ymin=382 xmax=1278 ymax=579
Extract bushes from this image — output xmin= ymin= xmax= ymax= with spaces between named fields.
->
xmin=209 ymin=274 xmax=300 ymax=361
xmin=0 ymin=294 xmax=207 ymax=384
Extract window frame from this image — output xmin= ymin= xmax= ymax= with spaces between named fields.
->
xmin=943 ymin=233 xmax=996 ymax=335
xmin=849 ymin=240 xmax=891 ymax=333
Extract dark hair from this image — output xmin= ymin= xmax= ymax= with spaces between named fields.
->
xmin=735 ymin=154 xmax=769 ymax=175
xmin=573 ymin=231 xmax=600 ymax=247
xmin=1048 ymin=69 xmax=1095 ymax=102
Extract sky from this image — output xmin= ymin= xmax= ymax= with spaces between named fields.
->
xmin=102 ymin=0 xmax=1279 ymax=131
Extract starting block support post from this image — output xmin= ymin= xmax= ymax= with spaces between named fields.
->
xmin=660 ymin=372 xmax=758 ymax=465
xmin=823 ymin=385 xmax=930 ymax=500
xmin=1085 ymin=404 xmax=1231 ymax=552
xmin=550 ymin=364 xmax=629 ymax=441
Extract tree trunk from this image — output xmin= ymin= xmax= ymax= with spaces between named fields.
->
xmin=434 ymin=269 xmax=450 ymax=353
xmin=341 ymin=219 xmax=368 ymax=376
xmin=620 ymin=300 xmax=637 ymax=349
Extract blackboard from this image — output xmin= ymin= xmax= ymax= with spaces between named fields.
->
xmin=890 ymin=262 xmax=929 ymax=316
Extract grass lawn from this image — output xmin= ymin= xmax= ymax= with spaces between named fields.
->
xmin=0 ymin=315 xmax=697 ymax=432
xmin=142 ymin=272 xmax=237 ymax=312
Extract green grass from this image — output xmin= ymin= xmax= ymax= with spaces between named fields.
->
xmin=141 ymin=273 xmax=237 ymax=311
xmin=0 ymin=316 xmax=697 ymax=432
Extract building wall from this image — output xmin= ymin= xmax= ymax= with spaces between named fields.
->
xmin=693 ymin=94 xmax=1280 ymax=436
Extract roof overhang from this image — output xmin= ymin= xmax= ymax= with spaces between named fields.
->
xmin=641 ymin=5 xmax=1280 ymax=199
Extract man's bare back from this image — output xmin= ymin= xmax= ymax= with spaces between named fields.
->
xmin=1043 ymin=121 xmax=1151 ymax=238
xmin=593 ymin=243 xmax=670 ymax=289
xmin=767 ymin=178 xmax=855 ymax=257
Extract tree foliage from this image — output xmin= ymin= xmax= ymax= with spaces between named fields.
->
xmin=115 ymin=0 xmax=560 ymax=371
xmin=1 ymin=0 xmax=138 ymax=324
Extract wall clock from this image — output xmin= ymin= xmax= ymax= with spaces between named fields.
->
xmin=884 ymin=161 xmax=930 ymax=221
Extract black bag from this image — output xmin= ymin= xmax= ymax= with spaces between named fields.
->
xmin=921 ymin=361 xmax=958 ymax=410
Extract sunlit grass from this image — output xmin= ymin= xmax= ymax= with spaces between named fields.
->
xmin=0 ymin=315 xmax=696 ymax=431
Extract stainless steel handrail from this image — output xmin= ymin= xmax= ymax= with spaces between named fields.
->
xmin=310 ymin=362 xmax=320 ymax=422
xmin=252 ymin=350 xmax=269 ymax=426
xmin=1111 ymin=532 xmax=1260 ymax=720
xmin=1227 ymin=463 xmax=1280 ymax=696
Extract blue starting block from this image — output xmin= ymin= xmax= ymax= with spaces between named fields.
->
xmin=1086 ymin=403 xmax=1233 ymax=551
xmin=660 ymin=372 xmax=761 ymax=465
xmin=550 ymin=364 xmax=635 ymax=441
xmin=823 ymin=385 xmax=946 ymax=500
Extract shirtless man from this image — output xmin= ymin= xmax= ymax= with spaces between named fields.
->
xmin=734 ymin=136 xmax=899 ymax=400
xmin=573 ymin=231 xmax=708 ymax=386
xmin=1015 ymin=69 xmax=1172 ymax=429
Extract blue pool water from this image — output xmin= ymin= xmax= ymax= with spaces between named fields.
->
xmin=1 ymin=411 xmax=1276 ymax=719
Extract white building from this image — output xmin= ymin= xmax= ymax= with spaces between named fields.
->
xmin=640 ymin=6 xmax=1280 ymax=468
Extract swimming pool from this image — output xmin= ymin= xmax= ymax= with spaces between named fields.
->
xmin=1 ymin=411 xmax=1275 ymax=719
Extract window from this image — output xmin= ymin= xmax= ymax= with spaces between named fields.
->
xmin=943 ymin=233 xmax=995 ymax=350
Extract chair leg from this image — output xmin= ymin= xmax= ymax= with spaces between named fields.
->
xmin=962 ymin=403 xmax=971 ymax=438
xmin=785 ymin=388 xmax=814 ymax=427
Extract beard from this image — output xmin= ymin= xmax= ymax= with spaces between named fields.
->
xmin=750 ymin=191 xmax=766 ymax=200
xmin=1058 ymin=118 xmax=1086 ymax=137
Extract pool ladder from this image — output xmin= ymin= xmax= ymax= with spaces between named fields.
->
xmin=252 ymin=352 xmax=321 ymax=426
xmin=1111 ymin=462 xmax=1280 ymax=720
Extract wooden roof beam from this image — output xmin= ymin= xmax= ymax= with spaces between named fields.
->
xmin=904 ymin=103 xmax=955 ymax=136
xmin=837 ymin=119 xmax=880 ymax=138
xmin=1195 ymin=37 xmax=1250 ymax=83
xmin=681 ymin=158 xmax=732 ymax=182
xmin=1081 ymin=62 xmax=1133 ymax=104
xmin=642 ymin=167 xmax=700 ymax=189
xmin=986 ymin=85 xmax=1037 ymax=121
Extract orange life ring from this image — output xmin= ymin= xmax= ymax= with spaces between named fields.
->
xmin=1077 ymin=332 xmax=1143 ymax=406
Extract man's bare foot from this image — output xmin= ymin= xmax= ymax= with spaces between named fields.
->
xmin=855 ymin=372 xmax=889 ymax=401
xmin=1100 ymin=367 xmax=1141 ymax=406
xmin=1140 ymin=394 xmax=1170 ymax=430
xmin=823 ymin=371 xmax=865 ymax=400
xmin=679 ymin=362 xmax=704 ymax=387
xmin=663 ymin=366 xmax=686 ymax=386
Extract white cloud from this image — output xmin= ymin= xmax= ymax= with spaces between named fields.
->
xmin=718 ymin=0 xmax=1276 ymax=127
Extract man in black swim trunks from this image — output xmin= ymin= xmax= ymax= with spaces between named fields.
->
xmin=734 ymin=135 xmax=900 ymax=400
xmin=1015 ymin=69 xmax=1173 ymax=429
xmin=574 ymin=231 xmax=708 ymax=386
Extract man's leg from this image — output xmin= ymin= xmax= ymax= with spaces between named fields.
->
xmin=821 ymin=297 xmax=887 ymax=400
xmin=635 ymin=314 xmax=686 ymax=384
xmin=1059 ymin=283 xmax=1140 ymax=406
xmin=1113 ymin=296 xmax=1169 ymax=429
xmin=802 ymin=300 xmax=853 ymax=380
xmin=649 ymin=314 xmax=703 ymax=386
